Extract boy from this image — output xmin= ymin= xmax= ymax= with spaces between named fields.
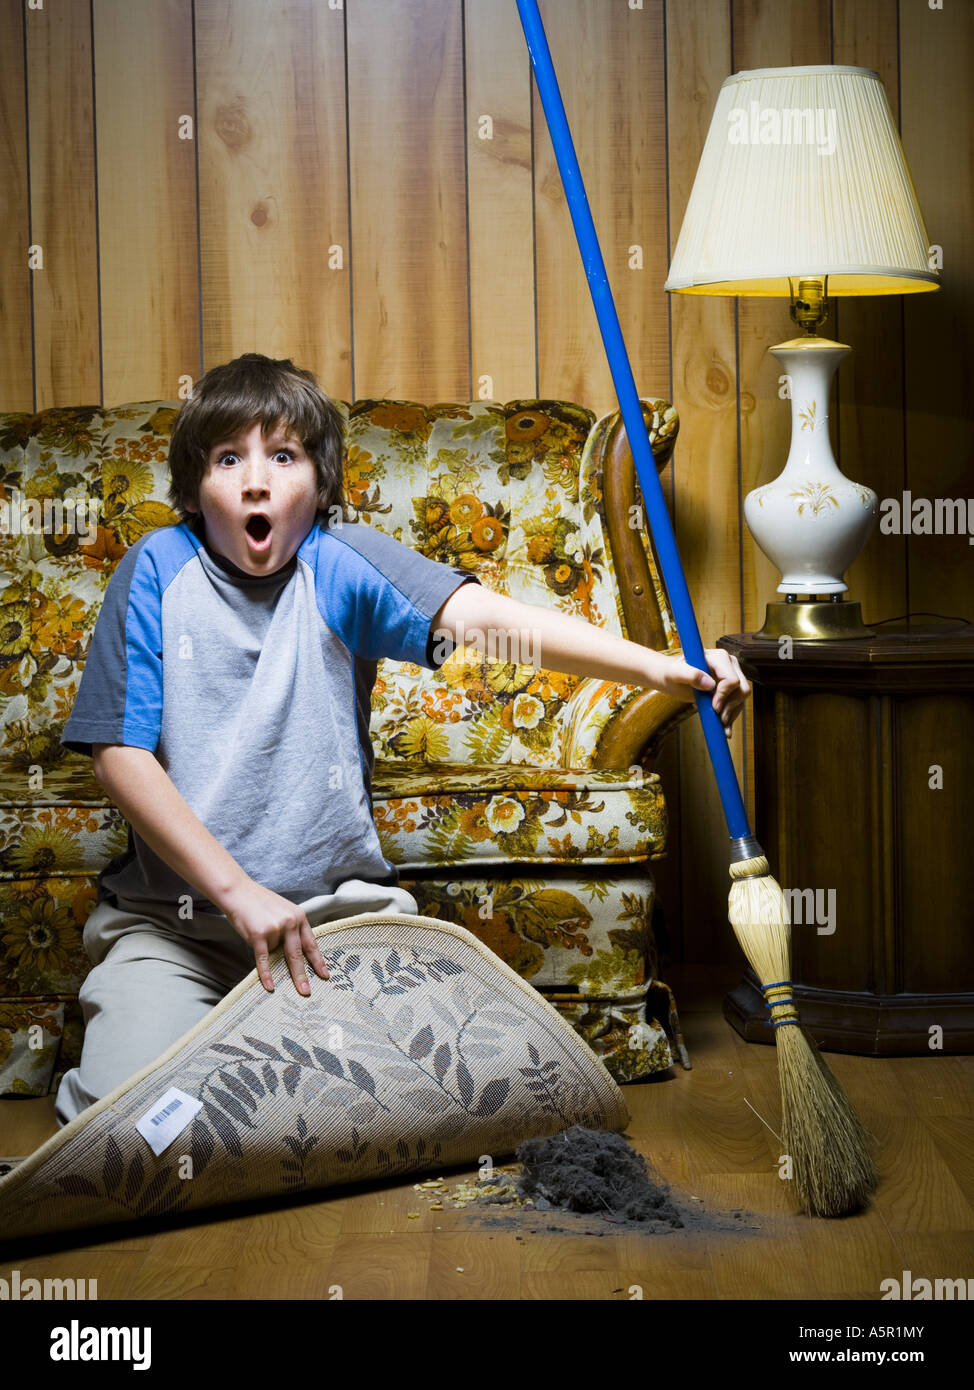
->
xmin=55 ymin=353 xmax=749 ymax=1128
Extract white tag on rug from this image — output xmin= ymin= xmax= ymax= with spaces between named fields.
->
xmin=135 ymin=1086 xmax=203 ymax=1156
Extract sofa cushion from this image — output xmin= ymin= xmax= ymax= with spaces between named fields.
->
xmin=372 ymin=760 xmax=665 ymax=868
xmin=0 ymin=754 xmax=665 ymax=890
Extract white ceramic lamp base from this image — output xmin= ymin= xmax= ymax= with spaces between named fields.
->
xmin=744 ymin=336 xmax=878 ymax=597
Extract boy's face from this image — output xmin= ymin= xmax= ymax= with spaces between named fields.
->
xmin=185 ymin=420 xmax=320 ymax=575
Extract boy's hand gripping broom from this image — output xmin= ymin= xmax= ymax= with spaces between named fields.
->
xmin=516 ymin=0 xmax=879 ymax=1218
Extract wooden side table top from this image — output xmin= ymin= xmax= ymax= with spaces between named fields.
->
xmin=717 ymin=618 xmax=974 ymax=691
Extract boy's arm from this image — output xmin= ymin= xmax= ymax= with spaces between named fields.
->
xmin=92 ymin=744 xmax=253 ymax=909
xmin=430 ymin=582 xmax=750 ymax=732
xmin=91 ymin=745 xmax=330 ymax=994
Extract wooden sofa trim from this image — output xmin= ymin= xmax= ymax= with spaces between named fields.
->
xmin=592 ymin=399 xmax=694 ymax=768
xmin=591 ymin=691 xmax=698 ymax=770
xmin=598 ymin=399 xmax=678 ymax=655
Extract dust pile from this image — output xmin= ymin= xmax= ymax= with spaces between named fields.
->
xmin=515 ymin=1125 xmax=685 ymax=1225
xmin=436 ymin=1125 xmax=762 ymax=1236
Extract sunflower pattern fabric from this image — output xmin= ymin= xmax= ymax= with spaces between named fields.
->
xmin=0 ymin=397 xmax=689 ymax=1096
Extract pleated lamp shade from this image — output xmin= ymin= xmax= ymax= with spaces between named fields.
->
xmin=664 ymin=65 xmax=939 ymax=297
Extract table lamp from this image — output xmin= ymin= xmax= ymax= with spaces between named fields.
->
xmin=665 ymin=65 xmax=940 ymax=640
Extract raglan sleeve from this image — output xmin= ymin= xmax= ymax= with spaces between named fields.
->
xmin=60 ymin=540 xmax=165 ymax=757
xmin=327 ymin=524 xmax=481 ymax=670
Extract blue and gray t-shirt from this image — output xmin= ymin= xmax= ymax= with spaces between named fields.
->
xmin=61 ymin=516 xmax=478 ymax=909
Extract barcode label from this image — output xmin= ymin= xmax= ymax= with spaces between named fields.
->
xmin=150 ymin=1098 xmax=183 ymax=1126
xmin=135 ymin=1086 xmax=202 ymax=1156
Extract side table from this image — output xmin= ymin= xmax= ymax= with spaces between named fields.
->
xmin=717 ymin=620 xmax=974 ymax=1055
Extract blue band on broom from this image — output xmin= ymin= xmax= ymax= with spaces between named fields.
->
xmin=515 ymin=0 xmax=878 ymax=1218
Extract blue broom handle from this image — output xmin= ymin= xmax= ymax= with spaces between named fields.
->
xmin=516 ymin=0 xmax=751 ymax=840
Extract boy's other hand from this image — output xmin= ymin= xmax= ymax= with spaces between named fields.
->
xmin=221 ymin=878 xmax=330 ymax=995
xmin=646 ymin=648 xmax=750 ymax=737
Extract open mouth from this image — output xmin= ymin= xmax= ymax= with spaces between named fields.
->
xmin=244 ymin=513 xmax=272 ymax=549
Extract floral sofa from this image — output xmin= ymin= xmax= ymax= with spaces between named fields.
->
xmin=0 ymin=394 xmax=696 ymax=1099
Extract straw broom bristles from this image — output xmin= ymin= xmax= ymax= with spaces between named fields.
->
xmin=728 ymin=855 xmax=880 ymax=1217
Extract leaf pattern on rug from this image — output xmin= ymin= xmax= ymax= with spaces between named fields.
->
xmin=173 ymin=944 xmax=581 ymax=1189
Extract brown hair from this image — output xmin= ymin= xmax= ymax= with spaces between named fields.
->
xmin=166 ymin=353 xmax=348 ymax=525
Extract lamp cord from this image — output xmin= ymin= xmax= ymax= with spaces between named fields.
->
xmin=870 ymin=611 xmax=972 ymax=628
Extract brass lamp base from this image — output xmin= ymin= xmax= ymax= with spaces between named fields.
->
xmin=755 ymin=599 xmax=876 ymax=641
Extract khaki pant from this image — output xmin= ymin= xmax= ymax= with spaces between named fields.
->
xmin=54 ymin=878 xmax=418 ymax=1127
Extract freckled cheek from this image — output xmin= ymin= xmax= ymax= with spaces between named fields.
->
xmin=280 ymin=474 xmax=315 ymax=498
xmin=279 ymin=473 xmax=321 ymax=515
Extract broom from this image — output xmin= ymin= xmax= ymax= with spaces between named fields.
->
xmin=515 ymin=0 xmax=879 ymax=1218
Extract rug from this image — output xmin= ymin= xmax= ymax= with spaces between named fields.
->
xmin=0 ymin=912 xmax=628 ymax=1242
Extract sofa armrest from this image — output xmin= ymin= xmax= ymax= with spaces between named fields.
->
xmin=558 ymin=666 xmax=697 ymax=772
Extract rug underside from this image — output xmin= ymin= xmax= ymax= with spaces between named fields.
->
xmin=0 ymin=912 xmax=629 ymax=1242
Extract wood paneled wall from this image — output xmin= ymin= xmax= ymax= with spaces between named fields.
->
xmin=2 ymin=0 xmax=971 ymax=963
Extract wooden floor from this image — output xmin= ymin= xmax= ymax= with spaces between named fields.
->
xmin=2 ymin=963 xmax=973 ymax=1301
